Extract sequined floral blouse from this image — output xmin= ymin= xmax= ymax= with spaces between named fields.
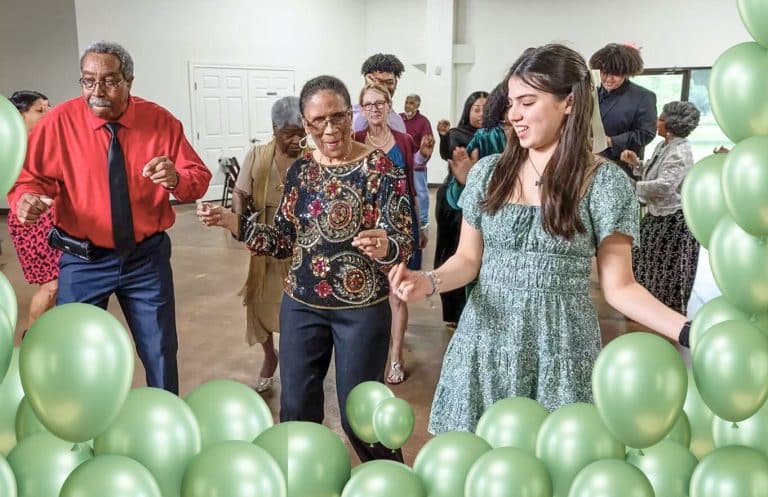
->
xmin=239 ymin=149 xmax=414 ymax=309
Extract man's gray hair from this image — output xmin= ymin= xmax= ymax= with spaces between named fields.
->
xmin=406 ymin=94 xmax=421 ymax=104
xmin=271 ymin=96 xmax=302 ymax=128
xmin=81 ymin=41 xmax=134 ymax=80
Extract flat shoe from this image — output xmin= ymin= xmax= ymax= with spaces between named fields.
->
xmin=254 ymin=376 xmax=274 ymax=393
xmin=386 ymin=361 xmax=406 ymax=385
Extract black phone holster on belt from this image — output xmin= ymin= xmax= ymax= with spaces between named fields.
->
xmin=47 ymin=226 xmax=95 ymax=262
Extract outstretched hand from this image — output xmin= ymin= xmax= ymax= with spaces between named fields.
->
xmin=450 ymin=147 xmax=479 ymax=185
xmin=388 ymin=262 xmax=431 ymax=302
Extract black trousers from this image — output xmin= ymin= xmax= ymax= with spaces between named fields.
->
xmin=278 ymin=296 xmax=403 ymax=463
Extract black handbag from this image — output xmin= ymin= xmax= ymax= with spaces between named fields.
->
xmin=47 ymin=226 xmax=94 ymax=261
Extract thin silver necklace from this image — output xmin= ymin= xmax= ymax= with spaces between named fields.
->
xmin=528 ymin=155 xmax=544 ymax=187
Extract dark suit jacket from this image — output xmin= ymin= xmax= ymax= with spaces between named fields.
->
xmin=598 ymin=80 xmax=657 ymax=177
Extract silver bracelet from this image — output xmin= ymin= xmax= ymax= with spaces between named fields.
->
xmin=421 ymin=270 xmax=441 ymax=297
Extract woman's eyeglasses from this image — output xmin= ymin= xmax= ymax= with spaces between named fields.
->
xmin=361 ymin=101 xmax=387 ymax=111
xmin=303 ymin=110 xmax=351 ymax=132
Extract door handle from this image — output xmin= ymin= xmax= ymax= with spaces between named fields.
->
xmin=251 ymin=138 xmax=260 ymax=144
xmin=266 ymin=91 xmax=278 ymax=96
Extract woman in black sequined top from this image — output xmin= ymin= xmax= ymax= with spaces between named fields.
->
xmin=198 ymin=75 xmax=413 ymax=463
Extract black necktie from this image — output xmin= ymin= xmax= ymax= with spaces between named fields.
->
xmin=105 ymin=122 xmax=136 ymax=256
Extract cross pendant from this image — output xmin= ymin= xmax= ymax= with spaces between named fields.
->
xmin=535 ymin=177 xmax=543 ymax=187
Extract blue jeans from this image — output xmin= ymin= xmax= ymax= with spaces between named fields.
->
xmin=56 ymin=232 xmax=178 ymax=394
xmin=278 ymin=296 xmax=402 ymax=462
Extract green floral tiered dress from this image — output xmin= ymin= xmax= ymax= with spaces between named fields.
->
xmin=428 ymin=154 xmax=639 ymax=434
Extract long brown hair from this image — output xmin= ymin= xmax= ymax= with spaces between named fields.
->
xmin=480 ymin=44 xmax=595 ymax=240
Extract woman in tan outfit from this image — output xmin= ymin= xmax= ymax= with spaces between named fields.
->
xmin=232 ymin=96 xmax=306 ymax=392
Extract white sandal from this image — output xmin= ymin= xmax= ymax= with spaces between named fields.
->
xmin=386 ymin=361 xmax=406 ymax=385
xmin=254 ymin=376 xmax=274 ymax=393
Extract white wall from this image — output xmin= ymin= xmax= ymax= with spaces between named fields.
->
xmin=455 ymin=0 xmax=752 ymax=116
xmin=73 ymin=0 xmax=369 ymax=137
xmin=0 ymin=0 xmax=80 ymax=107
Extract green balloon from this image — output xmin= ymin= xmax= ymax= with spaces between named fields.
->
xmin=0 ymin=455 xmax=15 ymax=497
xmin=15 ymin=396 xmax=47 ymax=442
xmin=713 ymin=399 xmax=768 ymax=458
xmin=681 ymin=153 xmax=728 ymax=248
xmin=691 ymin=296 xmax=768 ymax=351
xmin=536 ymin=403 xmax=625 ymax=497
xmin=0 ymin=307 xmax=13 ymax=385
xmin=341 ymin=460 xmax=424 ymax=497
xmin=345 ymin=381 xmax=394 ymax=444
xmin=0 ymin=95 xmax=27 ymax=198
xmin=692 ymin=320 xmax=768 ymax=421
xmin=94 ymin=387 xmax=201 ymax=497
xmin=663 ymin=411 xmax=691 ymax=448
xmin=722 ymin=136 xmax=768 ymax=236
xmin=683 ymin=369 xmax=715 ymax=459
xmin=372 ymin=397 xmax=414 ymax=450
xmin=413 ymin=431 xmax=491 ymax=497
xmin=709 ymin=42 xmax=768 ymax=143
xmin=690 ymin=446 xmax=768 ymax=497
xmin=709 ymin=216 xmax=768 ymax=313
xmin=255 ymin=421 xmax=350 ymax=497
xmin=569 ymin=459 xmax=654 ymax=497
xmin=60 ymin=455 xmax=161 ymax=497
xmin=627 ymin=441 xmax=698 ymax=497
xmin=592 ymin=333 xmax=687 ymax=449
xmin=182 ymin=440 xmax=285 ymax=497
xmin=19 ymin=303 xmax=134 ymax=442
xmin=475 ymin=396 xmax=548 ymax=452
xmin=0 ymin=273 xmax=17 ymax=333
xmin=465 ymin=447 xmax=552 ymax=497
xmin=7 ymin=431 xmax=92 ymax=497
xmin=738 ymin=0 xmax=768 ymax=48
xmin=0 ymin=348 xmax=24 ymax=456
xmin=184 ymin=379 xmax=273 ymax=449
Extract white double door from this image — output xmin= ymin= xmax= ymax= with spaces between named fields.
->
xmin=190 ymin=65 xmax=294 ymax=200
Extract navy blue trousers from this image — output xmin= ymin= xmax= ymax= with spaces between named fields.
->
xmin=279 ymin=296 xmax=402 ymax=463
xmin=56 ymin=232 xmax=178 ymax=394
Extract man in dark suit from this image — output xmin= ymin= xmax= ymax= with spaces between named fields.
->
xmin=590 ymin=43 xmax=657 ymax=178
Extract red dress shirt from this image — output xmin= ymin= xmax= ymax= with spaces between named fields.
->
xmin=8 ymin=96 xmax=212 ymax=248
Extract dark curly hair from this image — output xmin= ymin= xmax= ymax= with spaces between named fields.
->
xmin=589 ymin=43 xmax=644 ymax=76
xmin=10 ymin=90 xmax=48 ymax=113
xmin=482 ymin=82 xmax=508 ymax=129
xmin=662 ymin=101 xmax=700 ymax=138
xmin=299 ymin=75 xmax=351 ymax=115
xmin=360 ymin=54 xmax=405 ymax=78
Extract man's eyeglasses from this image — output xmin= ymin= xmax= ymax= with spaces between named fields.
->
xmin=79 ymin=78 xmax=124 ymax=90
xmin=303 ymin=110 xmax=351 ymax=132
xmin=361 ymin=101 xmax=388 ymax=112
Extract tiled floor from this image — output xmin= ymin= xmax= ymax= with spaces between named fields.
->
xmin=0 ymin=192 xmax=634 ymax=464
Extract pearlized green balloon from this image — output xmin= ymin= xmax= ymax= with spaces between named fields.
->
xmin=15 ymin=396 xmax=46 ymax=442
xmin=254 ymin=421 xmax=350 ymax=497
xmin=95 ymin=387 xmax=201 ymax=497
xmin=0 ymin=455 xmax=14 ymax=497
xmin=184 ymin=379 xmax=273 ymax=449
xmin=372 ymin=397 xmax=414 ymax=450
xmin=682 ymin=153 xmax=728 ymax=248
xmin=690 ymin=446 xmax=768 ymax=497
xmin=693 ymin=320 xmax=768 ymax=421
xmin=709 ymin=216 xmax=768 ymax=313
xmin=341 ymin=460 xmax=424 ymax=497
xmin=0 ymin=95 xmax=27 ymax=198
xmin=0 ymin=307 xmax=13 ymax=386
xmin=0 ymin=273 xmax=17 ymax=331
xmin=722 ymin=136 xmax=768 ymax=236
xmin=569 ymin=459 xmax=653 ymax=497
xmin=683 ymin=369 xmax=715 ymax=459
xmin=663 ymin=411 xmax=691 ymax=448
xmin=475 ymin=396 xmax=548 ymax=452
xmin=0 ymin=348 xmax=24 ymax=456
xmin=592 ymin=333 xmax=687 ymax=449
xmin=709 ymin=42 xmax=768 ymax=143
xmin=713 ymin=400 xmax=768 ymax=458
xmin=536 ymin=403 xmax=625 ymax=497
xmin=465 ymin=447 xmax=552 ymax=497
xmin=345 ymin=381 xmax=394 ymax=444
xmin=413 ymin=431 xmax=491 ymax=497
xmin=738 ymin=0 xmax=768 ymax=48
xmin=182 ymin=440 xmax=285 ymax=497
xmin=7 ymin=431 xmax=92 ymax=497
xmin=627 ymin=441 xmax=698 ymax=497
xmin=19 ymin=303 xmax=134 ymax=442
xmin=691 ymin=296 xmax=768 ymax=351
xmin=60 ymin=455 xmax=161 ymax=497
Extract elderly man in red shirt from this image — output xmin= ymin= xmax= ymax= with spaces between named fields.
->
xmin=9 ymin=41 xmax=212 ymax=394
